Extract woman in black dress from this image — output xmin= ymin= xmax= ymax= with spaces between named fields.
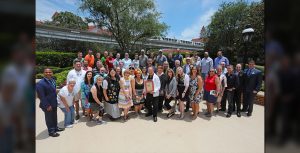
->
xmin=176 ymin=67 xmax=190 ymax=119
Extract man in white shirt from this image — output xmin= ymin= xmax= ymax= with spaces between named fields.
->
xmin=144 ymin=67 xmax=161 ymax=122
xmin=201 ymin=52 xmax=214 ymax=80
xmin=122 ymin=52 xmax=132 ymax=69
xmin=66 ymin=59 xmax=86 ymax=121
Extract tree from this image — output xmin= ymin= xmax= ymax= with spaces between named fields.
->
xmin=205 ymin=1 xmax=264 ymax=65
xmin=44 ymin=11 xmax=88 ymax=30
xmin=80 ymin=0 xmax=168 ymax=52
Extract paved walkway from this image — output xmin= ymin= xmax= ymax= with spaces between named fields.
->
xmin=36 ymin=99 xmax=264 ymax=153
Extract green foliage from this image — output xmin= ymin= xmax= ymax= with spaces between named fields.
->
xmin=80 ymin=0 xmax=168 ymax=52
xmin=44 ymin=11 xmax=88 ymax=30
xmin=54 ymin=70 xmax=70 ymax=88
xmin=36 ymin=66 xmax=73 ymax=74
xmin=36 ymin=51 xmax=76 ymax=67
xmin=205 ymin=1 xmax=264 ymax=64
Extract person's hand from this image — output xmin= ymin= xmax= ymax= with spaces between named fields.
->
xmin=151 ymin=91 xmax=155 ymax=94
xmin=46 ymin=106 xmax=52 ymax=111
xmin=182 ymin=92 xmax=185 ymax=98
xmin=253 ymin=90 xmax=258 ymax=94
xmin=214 ymin=93 xmax=218 ymax=97
xmin=105 ymin=97 xmax=109 ymax=101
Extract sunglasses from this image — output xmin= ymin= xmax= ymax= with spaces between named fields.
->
xmin=129 ymin=67 xmax=135 ymax=70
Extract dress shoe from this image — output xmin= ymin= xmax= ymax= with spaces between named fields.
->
xmin=56 ymin=127 xmax=65 ymax=132
xmin=247 ymin=112 xmax=252 ymax=116
xmin=237 ymin=112 xmax=241 ymax=117
xmin=184 ymin=109 xmax=189 ymax=112
xmin=226 ymin=113 xmax=231 ymax=118
xmin=241 ymin=109 xmax=247 ymax=112
xmin=218 ymin=109 xmax=225 ymax=112
xmin=153 ymin=117 xmax=157 ymax=122
xmin=49 ymin=133 xmax=60 ymax=137
xmin=145 ymin=113 xmax=153 ymax=117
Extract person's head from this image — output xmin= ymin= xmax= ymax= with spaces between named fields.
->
xmin=96 ymin=60 xmax=103 ymax=69
xmin=141 ymin=49 xmax=145 ymax=55
xmin=177 ymin=48 xmax=180 ymax=54
xmin=116 ymin=53 xmax=120 ymax=59
xmin=175 ymin=60 xmax=180 ymax=67
xmin=119 ymin=61 xmax=124 ymax=68
xmin=148 ymin=67 xmax=154 ymax=75
xmin=109 ymin=52 xmax=113 ymax=58
xmin=43 ymin=68 xmax=53 ymax=79
xmin=124 ymin=53 xmax=129 ymax=59
xmin=83 ymin=60 xmax=88 ymax=67
xmin=135 ymin=53 xmax=139 ymax=60
xmin=123 ymin=69 xmax=130 ymax=78
xmin=78 ymin=52 xmax=83 ymax=58
xmin=108 ymin=68 xmax=117 ymax=78
xmin=150 ymin=52 xmax=155 ymax=57
xmin=147 ymin=58 xmax=153 ymax=66
xmin=84 ymin=71 xmax=94 ymax=84
xmin=88 ymin=49 xmax=93 ymax=55
xmin=208 ymin=68 xmax=216 ymax=77
xmin=157 ymin=66 xmax=163 ymax=74
xmin=67 ymin=78 xmax=76 ymax=90
xmin=204 ymin=52 xmax=209 ymax=58
xmin=186 ymin=57 xmax=191 ymax=64
xmin=134 ymin=68 xmax=142 ymax=79
xmin=216 ymin=65 xmax=222 ymax=74
xmin=167 ymin=68 xmax=175 ymax=79
xmin=129 ymin=66 xmax=135 ymax=74
xmin=217 ymin=50 xmax=222 ymax=57
xmin=95 ymin=75 xmax=104 ymax=85
xmin=236 ymin=64 xmax=242 ymax=72
xmin=168 ymin=53 xmax=172 ymax=58
xmin=176 ymin=67 xmax=183 ymax=77
xmin=220 ymin=62 xmax=226 ymax=69
xmin=73 ymin=59 xmax=82 ymax=71
xmin=142 ymin=67 xmax=147 ymax=74
xmin=190 ymin=65 xmax=198 ymax=76
xmin=96 ymin=52 xmax=101 ymax=59
xmin=248 ymin=60 xmax=255 ymax=69
xmin=163 ymin=61 xmax=169 ymax=69
xmin=116 ymin=67 xmax=121 ymax=75
xmin=227 ymin=65 xmax=234 ymax=74
xmin=100 ymin=67 xmax=106 ymax=74
xmin=158 ymin=49 xmax=163 ymax=55
xmin=104 ymin=51 xmax=108 ymax=57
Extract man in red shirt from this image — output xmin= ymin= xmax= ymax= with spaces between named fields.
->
xmin=84 ymin=49 xmax=95 ymax=68
xmin=105 ymin=52 xmax=115 ymax=71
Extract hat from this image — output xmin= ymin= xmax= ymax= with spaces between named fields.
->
xmin=141 ymin=49 xmax=145 ymax=52
xmin=159 ymin=49 xmax=162 ymax=52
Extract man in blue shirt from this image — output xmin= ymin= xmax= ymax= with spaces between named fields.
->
xmin=214 ymin=50 xmax=229 ymax=68
xmin=173 ymin=48 xmax=183 ymax=65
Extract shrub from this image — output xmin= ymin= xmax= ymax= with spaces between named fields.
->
xmin=36 ymin=51 xmax=76 ymax=67
xmin=53 ymin=69 xmax=71 ymax=88
xmin=36 ymin=66 xmax=73 ymax=74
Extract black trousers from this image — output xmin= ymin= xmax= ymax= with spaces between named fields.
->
xmin=221 ymin=90 xmax=228 ymax=110
xmin=145 ymin=94 xmax=159 ymax=117
xmin=233 ymin=89 xmax=242 ymax=113
xmin=243 ymin=91 xmax=256 ymax=113
xmin=185 ymin=98 xmax=190 ymax=111
xmin=164 ymin=97 xmax=173 ymax=110
xmin=44 ymin=107 xmax=58 ymax=134
xmin=227 ymin=90 xmax=235 ymax=114
xmin=158 ymin=96 xmax=164 ymax=111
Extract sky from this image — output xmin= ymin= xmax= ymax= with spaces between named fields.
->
xmin=36 ymin=0 xmax=261 ymax=41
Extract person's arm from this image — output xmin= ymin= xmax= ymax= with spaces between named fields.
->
xmin=226 ymin=57 xmax=229 ymax=66
xmin=215 ymin=77 xmax=221 ymax=97
xmin=169 ymin=78 xmax=177 ymax=97
xmin=254 ymin=71 xmax=263 ymax=93
xmin=91 ymin=86 xmax=101 ymax=104
xmin=102 ymin=80 xmax=109 ymax=101
xmin=36 ymin=83 xmax=51 ymax=110
xmin=153 ymin=76 xmax=161 ymax=94
xmin=195 ymin=76 xmax=203 ymax=96
xmin=183 ymin=75 xmax=189 ymax=93
xmin=131 ymin=78 xmax=136 ymax=97
xmin=234 ymin=74 xmax=239 ymax=90
xmin=91 ymin=55 xmax=95 ymax=67
xmin=59 ymin=94 xmax=70 ymax=111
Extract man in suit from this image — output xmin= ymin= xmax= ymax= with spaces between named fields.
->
xmin=36 ymin=68 xmax=64 ymax=137
xmin=242 ymin=60 xmax=263 ymax=116
xmin=233 ymin=64 xmax=244 ymax=117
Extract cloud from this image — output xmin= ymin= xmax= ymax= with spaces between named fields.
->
xmin=36 ymin=0 xmax=63 ymax=21
xmin=179 ymin=8 xmax=216 ymax=41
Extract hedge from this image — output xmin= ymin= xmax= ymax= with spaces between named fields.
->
xmin=36 ymin=66 xmax=72 ymax=74
xmin=36 ymin=68 xmax=71 ymax=88
xmin=36 ymin=51 xmax=76 ymax=68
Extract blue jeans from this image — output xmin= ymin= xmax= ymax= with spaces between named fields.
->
xmin=60 ymin=106 xmax=75 ymax=127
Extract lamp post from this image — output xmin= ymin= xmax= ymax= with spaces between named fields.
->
xmin=242 ymin=24 xmax=254 ymax=68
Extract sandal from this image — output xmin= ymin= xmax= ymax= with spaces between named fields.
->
xmin=167 ymin=111 xmax=175 ymax=118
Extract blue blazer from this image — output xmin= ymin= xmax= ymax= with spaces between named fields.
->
xmin=243 ymin=68 xmax=263 ymax=92
xmin=36 ymin=78 xmax=57 ymax=111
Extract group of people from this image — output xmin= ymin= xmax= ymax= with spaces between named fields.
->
xmin=36 ymin=49 xmax=263 ymax=137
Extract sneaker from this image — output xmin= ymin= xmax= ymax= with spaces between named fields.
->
xmin=96 ymin=120 xmax=107 ymax=125
xmin=65 ymin=125 xmax=73 ymax=128
xmin=205 ymin=113 xmax=212 ymax=117
xmin=75 ymin=114 xmax=80 ymax=120
xmin=204 ymin=112 xmax=210 ymax=115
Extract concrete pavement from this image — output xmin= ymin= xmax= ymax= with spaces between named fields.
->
xmin=36 ymin=99 xmax=264 ymax=153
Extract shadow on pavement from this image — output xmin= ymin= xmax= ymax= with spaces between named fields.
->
xmin=36 ymin=121 xmax=64 ymax=140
